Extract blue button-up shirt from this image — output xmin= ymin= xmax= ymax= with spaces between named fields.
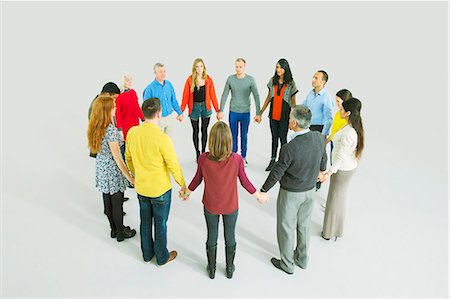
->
xmin=142 ymin=79 xmax=182 ymax=117
xmin=303 ymin=88 xmax=335 ymax=136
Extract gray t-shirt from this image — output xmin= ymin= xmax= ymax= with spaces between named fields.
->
xmin=220 ymin=74 xmax=261 ymax=114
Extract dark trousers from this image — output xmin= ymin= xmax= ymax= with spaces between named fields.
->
xmin=138 ymin=190 xmax=172 ymax=264
xmin=310 ymin=125 xmax=324 ymax=133
xmin=229 ymin=111 xmax=250 ymax=158
xmin=310 ymin=124 xmax=325 ymax=190
xmin=191 ymin=117 xmax=211 ymax=154
xmin=204 ymin=207 xmax=238 ymax=247
xmin=270 ymin=119 xmax=289 ymax=158
xmin=103 ymin=191 xmax=124 ymax=232
xmin=330 ymin=141 xmax=334 ymax=165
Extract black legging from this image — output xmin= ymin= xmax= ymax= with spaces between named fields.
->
xmin=191 ymin=117 xmax=211 ymax=154
xmin=270 ymin=119 xmax=289 ymax=158
xmin=103 ymin=191 xmax=124 ymax=232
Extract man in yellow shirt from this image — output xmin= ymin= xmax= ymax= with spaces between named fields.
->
xmin=126 ymin=97 xmax=187 ymax=266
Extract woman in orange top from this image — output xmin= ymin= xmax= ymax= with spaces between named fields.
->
xmin=181 ymin=58 xmax=219 ymax=161
xmin=260 ymin=58 xmax=298 ymax=171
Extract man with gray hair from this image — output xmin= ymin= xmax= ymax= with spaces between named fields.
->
xmin=143 ymin=63 xmax=183 ymax=137
xmin=260 ymin=105 xmax=327 ymax=274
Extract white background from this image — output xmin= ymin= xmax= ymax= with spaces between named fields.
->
xmin=1 ymin=1 xmax=448 ymax=298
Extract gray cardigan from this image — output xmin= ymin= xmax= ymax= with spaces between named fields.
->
xmin=261 ymin=131 xmax=327 ymax=192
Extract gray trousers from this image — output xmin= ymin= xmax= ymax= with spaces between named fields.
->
xmin=277 ymin=187 xmax=314 ymax=273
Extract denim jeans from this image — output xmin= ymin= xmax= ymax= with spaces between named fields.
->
xmin=138 ymin=190 xmax=172 ymax=265
xmin=229 ymin=111 xmax=250 ymax=158
xmin=204 ymin=207 xmax=238 ymax=247
xmin=189 ymin=101 xmax=212 ymax=121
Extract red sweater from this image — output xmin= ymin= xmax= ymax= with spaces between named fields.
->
xmin=181 ymin=75 xmax=219 ymax=115
xmin=115 ymin=89 xmax=144 ymax=140
xmin=188 ymin=153 xmax=257 ymax=215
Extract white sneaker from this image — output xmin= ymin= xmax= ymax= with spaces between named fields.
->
xmin=244 ymin=158 xmax=248 ymax=167
xmin=321 ymin=202 xmax=326 ymax=209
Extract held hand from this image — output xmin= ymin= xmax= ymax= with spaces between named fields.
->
xmin=256 ymin=191 xmax=269 ymax=204
xmin=176 ymin=114 xmax=184 ymax=122
xmin=317 ymin=171 xmax=329 ymax=183
xmin=217 ymin=111 xmax=224 ymax=121
xmin=179 ymin=186 xmax=191 ymax=201
xmin=254 ymin=115 xmax=262 ymax=124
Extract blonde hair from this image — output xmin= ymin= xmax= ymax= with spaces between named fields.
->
xmin=208 ymin=121 xmax=232 ymax=162
xmin=191 ymin=58 xmax=207 ymax=92
xmin=235 ymin=57 xmax=246 ymax=64
xmin=87 ymin=96 xmax=114 ymax=154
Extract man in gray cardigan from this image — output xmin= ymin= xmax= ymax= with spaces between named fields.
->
xmin=260 ymin=105 xmax=327 ymax=274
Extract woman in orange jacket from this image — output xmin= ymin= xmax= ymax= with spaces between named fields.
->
xmin=181 ymin=58 xmax=219 ymax=161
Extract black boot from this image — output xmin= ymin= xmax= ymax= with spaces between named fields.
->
xmin=265 ymin=159 xmax=275 ymax=171
xmin=225 ymin=244 xmax=236 ymax=279
xmin=206 ymin=244 xmax=217 ymax=279
xmin=116 ymin=226 xmax=136 ymax=242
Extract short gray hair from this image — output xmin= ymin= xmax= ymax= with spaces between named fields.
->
xmin=153 ymin=62 xmax=165 ymax=71
xmin=291 ymin=105 xmax=311 ymax=129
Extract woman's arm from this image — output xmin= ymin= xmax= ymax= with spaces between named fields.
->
xmin=109 ymin=140 xmax=134 ymax=184
xmin=260 ymin=91 xmax=271 ymax=115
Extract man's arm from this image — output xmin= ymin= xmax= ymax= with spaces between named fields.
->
xmin=261 ymin=145 xmax=291 ymax=192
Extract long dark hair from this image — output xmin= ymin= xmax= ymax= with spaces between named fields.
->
xmin=342 ymin=97 xmax=364 ymax=159
xmin=336 ymin=89 xmax=352 ymax=102
xmin=272 ymin=58 xmax=293 ymax=85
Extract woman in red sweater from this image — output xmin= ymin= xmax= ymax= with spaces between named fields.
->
xmin=181 ymin=58 xmax=219 ymax=161
xmin=115 ymin=73 xmax=145 ymax=146
xmin=182 ymin=121 xmax=268 ymax=279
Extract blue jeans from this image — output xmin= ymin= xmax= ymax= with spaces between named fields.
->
xmin=138 ymin=190 xmax=172 ymax=265
xmin=189 ymin=102 xmax=212 ymax=121
xmin=229 ymin=111 xmax=250 ymax=158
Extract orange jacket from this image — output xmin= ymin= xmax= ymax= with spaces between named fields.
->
xmin=181 ymin=75 xmax=219 ymax=115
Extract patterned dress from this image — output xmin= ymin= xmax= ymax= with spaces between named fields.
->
xmin=95 ymin=124 xmax=128 ymax=194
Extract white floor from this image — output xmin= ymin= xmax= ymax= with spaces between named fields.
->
xmin=2 ymin=117 xmax=448 ymax=298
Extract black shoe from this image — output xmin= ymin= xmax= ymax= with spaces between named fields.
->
xmin=111 ymin=225 xmax=131 ymax=239
xmin=321 ymin=232 xmax=330 ymax=240
xmin=122 ymin=211 xmax=126 ymax=216
xmin=265 ymin=159 xmax=275 ymax=171
xmin=123 ymin=197 xmax=129 ymax=202
xmin=116 ymin=227 xmax=136 ymax=242
xmin=271 ymin=258 xmax=293 ymax=274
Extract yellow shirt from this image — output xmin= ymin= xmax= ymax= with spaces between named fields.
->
xmin=329 ymin=111 xmax=347 ymax=141
xmin=125 ymin=122 xmax=185 ymax=197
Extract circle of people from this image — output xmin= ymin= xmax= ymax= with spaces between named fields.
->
xmin=87 ymin=57 xmax=365 ymax=278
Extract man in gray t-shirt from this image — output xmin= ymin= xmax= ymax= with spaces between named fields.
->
xmin=217 ymin=58 xmax=261 ymax=165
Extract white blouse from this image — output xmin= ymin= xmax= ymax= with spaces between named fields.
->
xmin=329 ymin=125 xmax=358 ymax=173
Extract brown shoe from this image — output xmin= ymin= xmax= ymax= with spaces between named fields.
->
xmin=160 ymin=250 xmax=177 ymax=266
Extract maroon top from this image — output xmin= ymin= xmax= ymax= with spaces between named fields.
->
xmin=188 ymin=153 xmax=257 ymax=215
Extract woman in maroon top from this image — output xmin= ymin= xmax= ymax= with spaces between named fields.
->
xmin=183 ymin=121 xmax=268 ymax=279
